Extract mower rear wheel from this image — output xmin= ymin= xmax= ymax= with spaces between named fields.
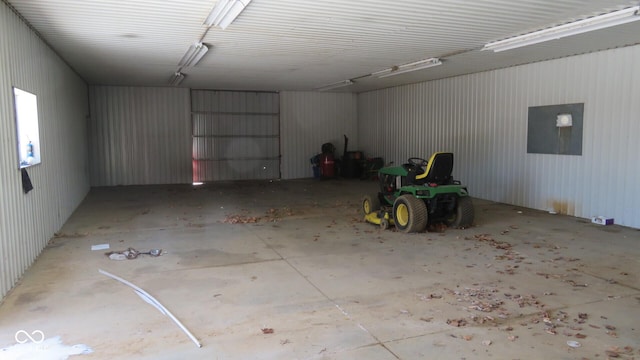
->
xmin=362 ymin=193 xmax=381 ymax=216
xmin=447 ymin=196 xmax=474 ymax=228
xmin=393 ymin=195 xmax=428 ymax=233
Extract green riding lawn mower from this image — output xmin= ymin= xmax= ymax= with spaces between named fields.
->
xmin=362 ymin=152 xmax=474 ymax=233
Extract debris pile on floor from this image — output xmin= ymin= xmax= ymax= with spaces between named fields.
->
xmin=222 ymin=214 xmax=260 ymax=224
xmin=222 ymin=207 xmax=296 ymax=224
xmin=444 ymin=286 xmax=515 ymax=326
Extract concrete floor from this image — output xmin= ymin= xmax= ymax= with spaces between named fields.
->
xmin=1 ymin=179 xmax=639 ymax=360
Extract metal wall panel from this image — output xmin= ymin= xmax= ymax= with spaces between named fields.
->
xmin=0 ymin=2 xmax=90 ymax=300
xmin=191 ymin=90 xmax=280 ymax=181
xmin=88 ymin=86 xmax=192 ymax=186
xmin=280 ymin=91 xmax=358 ymax=179
xmin=358 ymin=45 xmax=640 ymax=229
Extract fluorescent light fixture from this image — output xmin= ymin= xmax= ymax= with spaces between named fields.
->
xmin=204 ymin=0 xmax=252 ymax=29
xmin=178 ymin=42 xmax=209 ymax=67
xmin=483 ymin=6 xmax=640 ymax=52
xmin=315 ymin=79 xmax=354 ymax=92
xmin=374 ymin=58 xmax=442 ymax=78
xmin=169 ymin=72 xmax=185 ymax=86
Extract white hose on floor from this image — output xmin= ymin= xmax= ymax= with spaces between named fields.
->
xmin=99 ymin=269 xmax=202 ymax=348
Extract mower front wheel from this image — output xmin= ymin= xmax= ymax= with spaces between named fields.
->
xmin=393 ymin=195 xmax=428 ymax=233
xmin=362 ymin=193 xmax=381 ymax=216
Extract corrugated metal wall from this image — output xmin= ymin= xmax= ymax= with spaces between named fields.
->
xmin=0 ymin=2 xmax=89 ymax=300
xmin=88 ymin=86 xmax=192 ymax=186
xmin=359 ymin=45 xmax=640 ymax=229
xmin=191 ymin=90 xmax=280 ymax=181
xmin=280 ymin=91 xmax=358 ymax=179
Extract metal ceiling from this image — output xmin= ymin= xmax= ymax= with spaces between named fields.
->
xmin=5 ymin=0 xmax=640 ymax=92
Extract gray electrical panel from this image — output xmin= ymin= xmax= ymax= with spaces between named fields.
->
xmin=527 ymin=103 xmax=583 ymax=155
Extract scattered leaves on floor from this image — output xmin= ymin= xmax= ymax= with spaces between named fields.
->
xmin=446 ymin=318 xmax=468 ymax=327
xmin=417 ymin=293 xmax=442 ymax=301
xmin=604 ymin=345 xmax=635 ymax=358
xmin=53 ymin=232 xmax=87 ymax=238
xmin=428 ymin=222 xmax=448 ymax=232
xmin=605 ymin=349 xmax=620 ymax=357
xmin=468 ymin=234 xmax=512 ymax=251
xmin=223 ymin=207 xmax=297 ymax=224
xmin=223 ymin=214 xmax=260 ymax=224
xmin=552 ymin=256 xmax=580 ymax=262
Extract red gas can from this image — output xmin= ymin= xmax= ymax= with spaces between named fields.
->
xmin=320 ymin=154 xmax=335 ymax=178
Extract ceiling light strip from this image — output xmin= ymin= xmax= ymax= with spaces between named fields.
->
xmin=483 ymin=6 xmax=640 ymax=52
xmin=169 ymin=72 xmax=185 ymax=86
xmin=374 ymin=58 xmax=442 ymax=78
xmin=315 ymin=79 xmax=354 ymax=92
xmin=178 ymin=42 xmax=209 ymax=67
xmin=204 ymin=0 xmax=253 ymax=29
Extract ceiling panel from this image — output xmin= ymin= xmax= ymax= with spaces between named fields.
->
xmin=6 ymin=0 xmax=640 ymax=92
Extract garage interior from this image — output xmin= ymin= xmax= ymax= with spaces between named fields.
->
xmin=1 ymin=1 xmax=639 ymax=359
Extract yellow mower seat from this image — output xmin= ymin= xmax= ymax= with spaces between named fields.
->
xmin=414 ymin=152 xmax=454 ymax=185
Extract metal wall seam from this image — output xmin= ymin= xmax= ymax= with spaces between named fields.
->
xmin=88 ymin=86 xmax=192 ymax=186
xmin=0 ymin=1 xmax=90 ymax=300
xmin=280 ymin=91 xmax=358 ymax=180
xmin=358 ymin=44 xmax=640 ymax=229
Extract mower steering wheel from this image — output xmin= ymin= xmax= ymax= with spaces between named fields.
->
xmin=408 ymin=157 xmax=428 ymax=167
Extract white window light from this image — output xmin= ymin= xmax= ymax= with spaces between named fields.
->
xmin=373 ymin=58 xmax=442 ymax=78
xmin=315 ymin=79 xmax=354 ymax=92
xmin=556 ymin=113 xmax=573 ymax=127
xmin=13 ymin=87 xmax=41 ymax=169
xmin=169 ymin=72 xmax=185 ymax=86
xmin=178 ymin=42 xmax=209 ymax=67
xmin=204 ymin=0 xmax=252 ymax=29
xmin=483 ymin=6 xmax=640 ymax=52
